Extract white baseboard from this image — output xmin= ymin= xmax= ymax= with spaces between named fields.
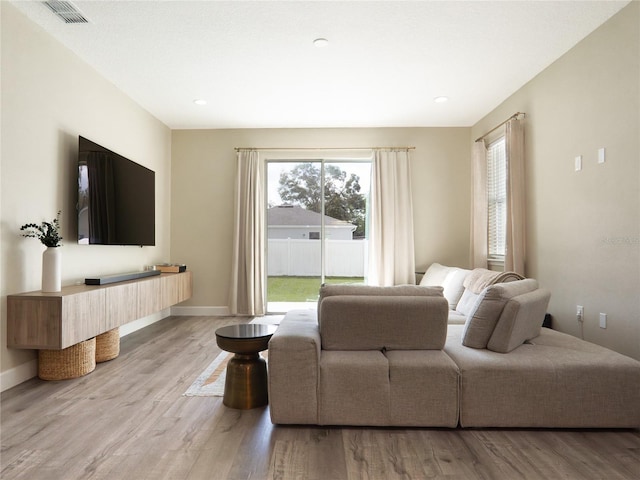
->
xmin=119 ymin=310 xmax=170 ymax=337
xmin=0 ymin=359 xmax=38 ymax=393
xmin=171 ymin=306 xmax=231 ymax=316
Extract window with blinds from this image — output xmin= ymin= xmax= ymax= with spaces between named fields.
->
xmin=487 ymin=137 xmax=506 ymax=258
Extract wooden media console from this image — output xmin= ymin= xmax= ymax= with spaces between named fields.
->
xmin=7 ymin=271 xmax=192 ymax=350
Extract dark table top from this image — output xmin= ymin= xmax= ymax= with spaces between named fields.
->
xmin=215 ymin=323 xmax=278 ymax=340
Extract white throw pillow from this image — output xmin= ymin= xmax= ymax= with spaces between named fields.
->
xmin=421 ymin=264 xmax=470 ymax=310
xmin=420 ymin=263 xmax=451 ymax=286
xmin=455 ymin=288 xmax=479 ymax=317
xmin=441 ymin=268 xmax=470 ymax=310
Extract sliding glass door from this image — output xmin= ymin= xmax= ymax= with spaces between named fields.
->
xmin=266 ymin=159 xmax=371 ymax=312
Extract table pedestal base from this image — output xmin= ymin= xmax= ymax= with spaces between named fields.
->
xmin=223 ymin=353 xmax=268 ymax=409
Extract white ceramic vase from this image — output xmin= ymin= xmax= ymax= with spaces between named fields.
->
xmin=42 ymin=247 xmax=61 ymax=293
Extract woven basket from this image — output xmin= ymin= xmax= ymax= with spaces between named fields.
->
xmin=38 ymin=338 xmax=96 ymax=381
xmin=95 ymin=327 xmax=120 ymax=363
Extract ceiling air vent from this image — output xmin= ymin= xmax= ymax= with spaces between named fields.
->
xmin=43 ymin=1 xmax=89 ymax=24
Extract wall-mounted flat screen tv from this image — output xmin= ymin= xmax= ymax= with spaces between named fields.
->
xmin=78 ymin=136 xmax=155 ymax=246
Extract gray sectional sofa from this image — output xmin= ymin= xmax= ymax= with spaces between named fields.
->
xmin=268 ymin=277 xmax=640 ymax=428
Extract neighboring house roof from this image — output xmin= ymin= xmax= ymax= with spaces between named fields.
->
xmin=268 ymin=205 xmax=354 ymax=228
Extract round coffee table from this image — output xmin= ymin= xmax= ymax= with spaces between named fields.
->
xmin=215 ymin=323 xmax=278 ymax=409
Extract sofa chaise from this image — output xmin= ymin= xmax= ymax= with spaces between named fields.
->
xmin=268 ymin=279 xmax=640 ymax=428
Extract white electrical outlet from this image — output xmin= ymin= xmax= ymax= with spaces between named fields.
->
xmin=576 ymin=305 xmax=584 ymax=322
xmin=599 ymin=313 xmax=607 ymax=329
xmin=575 ymin=155 xmax=582 ymax=171
xmin=598 ymin=147 xmax=606 ymax=164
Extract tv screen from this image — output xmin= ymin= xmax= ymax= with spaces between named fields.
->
xmin=78 ymin=136 xmax=155 ymax=246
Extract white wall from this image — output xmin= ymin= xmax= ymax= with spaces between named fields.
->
xmin=471 ymin=2 xmax=639 ymax=359
xmin=1 ymin=3 xmax=172 ymax=390
xmin=170 ymin=128 xmax=472 ymax=309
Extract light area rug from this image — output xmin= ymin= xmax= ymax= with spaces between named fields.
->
xmin=183 ymin=316 xmax=282 ymax=397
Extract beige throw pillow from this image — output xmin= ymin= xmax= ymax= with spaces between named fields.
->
xmin=487 ymin=288 xmax=551 ymax=353
xmin=461 ymin=279 xmax=539 ymax=349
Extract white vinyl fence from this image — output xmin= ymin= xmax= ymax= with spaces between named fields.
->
xmin=268 ymin=239 xmax=367 ymax=277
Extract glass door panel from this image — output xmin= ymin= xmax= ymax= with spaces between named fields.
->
xmin=267 ymin=161 xmax=322 ymax=312
xmin=322 ymin=161 xmax=370 ymax=288
xmin=266 ymin=159 xmax=371 ymax=313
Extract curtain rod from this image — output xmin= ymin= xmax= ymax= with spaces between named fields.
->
xmin=234 ymin=146 xmax=415 ymax=152
xmin=474 ymin=112 xmax=525 ymax=143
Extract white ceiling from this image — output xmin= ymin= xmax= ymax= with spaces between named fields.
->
xmin=11 ymin=0 xmax=630 ymax=129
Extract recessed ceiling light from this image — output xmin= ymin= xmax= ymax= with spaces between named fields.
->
xmin=434 ymin=96 xmax=449 ymax=103
xmin=193 ymin=99 xmax=207 ymax=106
xmin=313 ymin=38 xmax=329 ymax=48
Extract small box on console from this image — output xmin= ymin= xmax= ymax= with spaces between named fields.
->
xmin=154 ymin=263 xmax=187 ymax=273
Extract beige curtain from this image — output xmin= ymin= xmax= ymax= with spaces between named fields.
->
xmin=505 ymin=118 xmax=526 ymax=275
xmin=229 ymin=150 xmax=265 ymax=315
xmin=470 ymin=140 xmax=488 ymax=268
xmin=368 ymin=149 xmax=415 ymax=286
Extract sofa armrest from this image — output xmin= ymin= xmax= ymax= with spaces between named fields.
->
xmin=268 ymin=310 xmax=321 ymax=424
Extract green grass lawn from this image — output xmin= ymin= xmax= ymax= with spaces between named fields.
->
xmin=267 ymin=276 xmax=364 ymax=302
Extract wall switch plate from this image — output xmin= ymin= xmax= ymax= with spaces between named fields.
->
xmin=599 ymin=313 xmax=607 ymax=329
xmin=575 ymin=155 xmax=582 ymax=171
xmin=598 ymin=147 xmax=606 ymax=164
xmin=577 ymin=305 xmax=584 ymax=322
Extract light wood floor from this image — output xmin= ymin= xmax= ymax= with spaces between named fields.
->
xmin=2 ymin=315 xmax=639 ymax=480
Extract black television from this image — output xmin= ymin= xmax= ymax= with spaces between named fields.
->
xmin=78 ymin=136 xmax=155 ymax=246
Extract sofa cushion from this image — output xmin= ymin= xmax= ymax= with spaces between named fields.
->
xmin=420 ymin=264 xmax=470 ymax=310
xmin=319 ymin=350 xmax=390 ymax=425
xmin=461 ymin=279 xmax=539 ymax=349
xmin=319 ymin=295 xmax=448 ymax=350
xmin=386 ymin=350 xmax=460 ymax=427
xmin=445 ymin=324 xmax=640 ymax=428
xmin=487 ymin=288 xmax=551 ymax=353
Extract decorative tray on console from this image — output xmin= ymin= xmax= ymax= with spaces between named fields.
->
xmin=153 ymin=263 xmax=187 ymax=273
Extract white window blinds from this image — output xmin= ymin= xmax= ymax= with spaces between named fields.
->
xmin=487 ymin=137 xmax=506 ymax=258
